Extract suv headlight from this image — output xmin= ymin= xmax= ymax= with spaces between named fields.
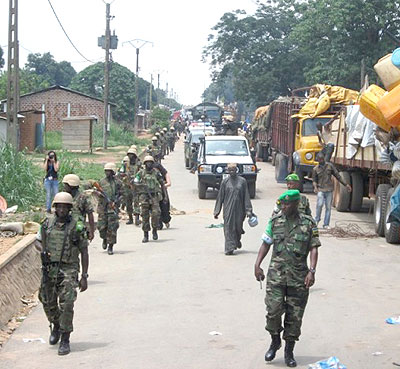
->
xmin=243 ymin=164 xmax=256 ymax=173
xmin=305 ymin=152 xmax=313 ymax=161
xmin=199 ymin=164 xmax=212 ymax=173
xmin=216 ymin=166 xmax=224 ymax=174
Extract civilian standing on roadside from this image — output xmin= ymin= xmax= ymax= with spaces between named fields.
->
xmin=312 ymin=152 xmax=351 ymax=229
xmin=43 ymin=150 xmax=60 ymax=213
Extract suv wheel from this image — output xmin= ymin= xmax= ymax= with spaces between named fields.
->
xmin=198 ymin=181 xmax=207 ymax=199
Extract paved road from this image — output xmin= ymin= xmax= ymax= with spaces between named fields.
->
xmin=1 ymin=139 xmax=400 ymax=369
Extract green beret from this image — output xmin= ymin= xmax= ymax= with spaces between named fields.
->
xmin=278 ymin=189 xmax=300 ymax=202
xmin=285 ymin=173 xmax=300 ymax=182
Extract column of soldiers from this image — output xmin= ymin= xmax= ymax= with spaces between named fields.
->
xmin=36 ymin=125 xmax=178 ymax=356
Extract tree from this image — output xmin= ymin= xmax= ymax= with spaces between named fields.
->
xmin=0 ymin=47 xmax=4 ymax=70
xmin=70 ymin=62 xmax=157 ymax=123
xmin=25 ymin=52 xmax=76 ymax=86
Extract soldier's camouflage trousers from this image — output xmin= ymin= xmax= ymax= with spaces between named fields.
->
xmin=97 ymin=212 xmax=120 ymax=244
xmin=265 ymin=282 xmax=309 ymax=341
xmin=139 ymin=193 xmax=161 ymax=232
xmin=39 ymin=265 xmax=78 ymax=333
xmin=125 ymin=191 xmax=140 ymax=216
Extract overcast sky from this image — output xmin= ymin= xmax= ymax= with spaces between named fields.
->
xmin=0 ymin=0 xmax=257 ymax=105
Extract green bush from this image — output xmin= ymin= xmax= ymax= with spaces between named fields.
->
xmin=0 ymin=144 xmax=44 ymax=210
xmin=45 ymin=131 xmax=62 ymax=150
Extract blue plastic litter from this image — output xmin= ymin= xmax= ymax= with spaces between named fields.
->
xmin=388 ymin=185 xmax=400 ymax=223
xmin=386 ymin=316 xmax=400 ymax=324
xmin=392 ymin=48 xmax=400 ymax=69
xmin=308 ymin=356 xmax=347 ymax=369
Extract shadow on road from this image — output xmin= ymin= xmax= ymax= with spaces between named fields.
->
xmin=71 ymin=341 xmax=110 ymax=352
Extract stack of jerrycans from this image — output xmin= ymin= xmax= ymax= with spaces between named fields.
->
xmin=360 ymin=50 xmax=400 ymax=130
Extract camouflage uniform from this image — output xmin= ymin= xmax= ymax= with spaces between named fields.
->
xmin=135 ymin=168 xmax=164 ymax=231
xmin=97 ymin=177 xmax=122 ymax=245
xmin=160 ymin=133 xmax=167 ymax=156
xmin=272 ymin=195 xmax=312 ymax=216
xmin=167 ymin=131 xmax=176 ymax=151
xmin=119 ymin=160 xmax=141 ymax=218
xmin=263 ymin=213 xmax=321 ymax=341
xmin=39 ymin=215 xmax=86 ymax=333
xmin=71 ymin=190 xmax=94 ymax=247
xmin=148 ymin=144 xmax=161 ymax=163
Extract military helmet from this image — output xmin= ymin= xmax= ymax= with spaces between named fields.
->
xmin=163 ymin=127 xmax=168 ymax=132
xmin=52 ymin=192 xmax=73 ymax=206
xmin=127 ymin=147 xmax=137 ymax=155
xmin=130 ymin=144 xmax=137 ymax=150
xmin=123 ymin=156 xmax=129 ymax=163
xmin=104 ymin=162 xmax=117 ymax=173
xmin=152 ymin=136 xmax=158 ymax=141
xmin=62 ymin=174 xmax=80 ymax=187
xmin=170 ymin=127 xmax=175 ymax=131
xmin=155 ymin=132 xmax=160 ymax=137
xmin=143 ymin=155 xmax=155 ymax=163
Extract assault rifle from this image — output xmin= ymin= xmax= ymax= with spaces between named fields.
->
xmin=93 ymin=182 xmax=119 ymax=215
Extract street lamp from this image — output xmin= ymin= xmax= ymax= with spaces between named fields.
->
xmin=122 ymin=39 xmax=153 ymax=135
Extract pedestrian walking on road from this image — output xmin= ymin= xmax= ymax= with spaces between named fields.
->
xmin=272 ymin=173 xmax=312 ymax=216
xmin=149 ymin=136 xmax=162 ymax=162
xmin=43 ymin=151 xmax=60 ymax=213
xmin=36 ymin=192 xmax=89 ymax=356
xmin=62 ymin=174 xmax=95 ymax=243
xmin=312 ymin=152 xmax=351 ymax=228
xmin=125 ymin=147 xmax=142 ymax=225
xmin=255 ymin=189 xmax=321 ymax=367
xmin=167 ymin=126 xmax=176 ymax=152
xmin=214 ymin=163 xmax=253 ymax=255
xmin=153 ymin=161 xmax=172 ymax=229
xmin=134 ymin=156 xmax=165 ymax=243
xmin=96 ymin=163 xmax=122 ymax=255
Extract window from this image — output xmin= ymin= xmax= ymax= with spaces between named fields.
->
xmin=302 ymin=118 xmax=331 ymax=136
xmin=206 ymin=140 xmax=249 ymax=156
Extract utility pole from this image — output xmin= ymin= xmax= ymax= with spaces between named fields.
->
xmin=122 ymin=39 xmax=153 ymax=136
xmin=7 ymin=0 xmax=20 ymax=148
xmin=157 ymin=73 xmax=160 ymax=89
xmin=149 ymin=74 xmax=153 ymax=110
xmin=103 ymin=3 xmax=111 ymax=149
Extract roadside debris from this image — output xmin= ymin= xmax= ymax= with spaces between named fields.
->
xmin=372 ymin=352 xmax=383 ymax=356
xmin=206 ymin=223 xmax=224 ymax=229
xmin=0 ymin=222 xmax=24 ymax=235
xmin=4 ymin=205 xmax=18 ymax=214
xmin=308 ymin=356 xmax=347 ymax=369
xmin=170 ymin=207 xmax=186 ymax=215
xmin=208 ymin=331 xmax=222 ymax=336
xmin=319 ymin=221 xmax=377 ymax=239
xmin=386 ymin=316 xmax=400 ymax=324
xmin=22 ymin=338 xmax=45 ymax=344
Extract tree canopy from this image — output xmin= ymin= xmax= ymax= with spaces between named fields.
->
xmin=0 ymin=47 xmax=4 ymax=70
xmin=204 ymin=0 xmax=400 ymax=107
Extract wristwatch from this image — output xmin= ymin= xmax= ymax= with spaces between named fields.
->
xmin=309 ymin=268 xmax=316 ymax=274
xmin=81 ymin=273 xmax=89 ymax=279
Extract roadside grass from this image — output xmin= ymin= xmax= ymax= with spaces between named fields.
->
xmin=44 ymin=131 xmax=62 ymax=151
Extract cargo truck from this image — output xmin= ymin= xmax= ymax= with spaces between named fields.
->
xmin=327 ymin=110 xmax=398 ymax=243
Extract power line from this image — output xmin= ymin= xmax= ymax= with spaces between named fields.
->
xmin=47 ymin=0 xmax=97 ymax=63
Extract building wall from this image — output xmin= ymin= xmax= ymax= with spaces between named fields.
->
xmin=19 ymin=112 xmax=42 ymax=151
xmin=19 ymin=89 xmax=106 ymax=132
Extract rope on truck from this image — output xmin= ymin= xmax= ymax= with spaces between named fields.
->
xmin=319 ymin=221 xmax=378 ymax=239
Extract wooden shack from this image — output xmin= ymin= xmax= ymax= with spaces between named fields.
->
xmin=62 ymin=116 xmax=97 ymax=152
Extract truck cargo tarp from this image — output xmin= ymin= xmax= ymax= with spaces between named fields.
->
xmin=293 ymin=85 xmax=359 ymax=119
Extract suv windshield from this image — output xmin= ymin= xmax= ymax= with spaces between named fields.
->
xmin=302 ymin=118 xmax=331 ymax=136
xmin=206 ymin=140 xmax=249 ymax=156
xmin=190 ymin=133 xmax=205 ymax=144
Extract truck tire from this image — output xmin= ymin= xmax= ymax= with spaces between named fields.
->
xmin=295 ymin=166 xmax=304 ymax=193
xmin=336 ymin=171 xmax=351 ymax=212
xmin=198 ymin=181 xmax=207 ymax=199
xmin=248 ymin=182 xmax=256 ymax=199
xmin=384 ymin=187 xmax=400 ymax=244
xmin=185 ymin=157 xmax=189 ymax=168
xmin=275 ymin=153 xmax=288 ymax=183
xmin=350 ymin=172 xmax=363 ymax=212
xmin=374 ymin=184 xmax=391 ymax=236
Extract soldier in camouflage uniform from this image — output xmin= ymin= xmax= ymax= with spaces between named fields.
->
xmin=96 ymin=163 xmax=122 ymax=255
xmin=272 ymin=174 xmax=311 ymax=216
xmin=148 ymin=136 xmax=162 ymax=163
xmin=120 ymin=148 xmax=142 ymax=225
xmin=62 ymin=174 xmax=95 ymax=242
xmin=167 ymin=126 xmax=176 ymax=152
xmin=255 ymin=190 xmax=321 ymax=367
xmin=37 ymin=192 xmax=89 ymax=356
xmin=134 ymin=155 xmax=164 ymax=243
xmin=162 ymin=127 xmax=169 ymax=155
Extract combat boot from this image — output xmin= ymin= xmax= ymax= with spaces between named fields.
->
xmin=265 ymin=334 xmax=281 ymax=362
xmin=49 ymin=323 xmax=60 ymax=345
xmin=142 ymin=231 xmax=149 ymax=243
xmin=152 ymin=229 xmax=158 ymax=240
xmin=135 ymin=214 xmax=140 ymax=226
xmin=58 ymin=333 xmax=70 ymax=356
xmin=102 ymin=239 xmax=107 ymax=250
xmin=107 ymin=244 xmax=114 ymax=255
xmin=284 ymin=341 xmax=297 ymax=367
xmin=126 ymin=214 xmax=133 ymax=225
